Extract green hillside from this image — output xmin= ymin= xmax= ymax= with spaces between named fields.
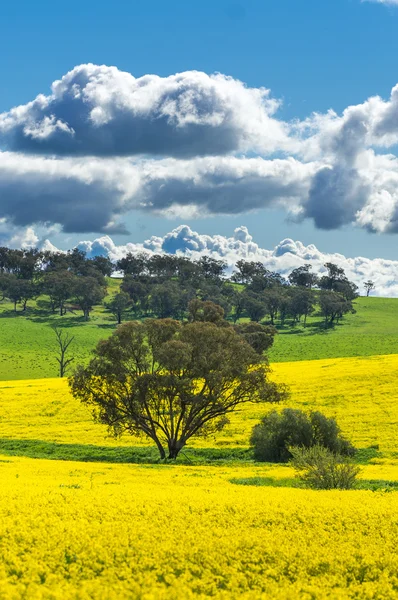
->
xmin=270 ymin=297 xmax=398 ymax=362
xmin=0 ymin=290 xmax=397 ymax=380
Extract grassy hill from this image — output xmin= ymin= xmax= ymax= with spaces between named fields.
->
xmin=0 ymin=287 xmax=397 ymax=380
xmin=270 ymin=297 xmax=398 ymax=362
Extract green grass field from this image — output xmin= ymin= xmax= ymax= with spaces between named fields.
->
xmin=269 ymin=297 xmax=398 ymax=362
xmin=0 ymin=284 xmax=397 ymax=379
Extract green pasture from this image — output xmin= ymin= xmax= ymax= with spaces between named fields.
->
xmin=0 ymin=284 xmax=396 ymax=379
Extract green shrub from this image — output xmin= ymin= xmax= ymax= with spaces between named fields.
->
xmin=289 ymin=445 xmax=361 ymax=490
xmin=250 ymin=408 xmax=355 ymax=462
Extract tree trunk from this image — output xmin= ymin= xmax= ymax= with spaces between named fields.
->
xmin=153 ymin=438 xmax=166 ymax=459
xmin=167 ymin=440 xmax=184 ymax=459
xmin=117 ymin=313 xmax=121 ymax=324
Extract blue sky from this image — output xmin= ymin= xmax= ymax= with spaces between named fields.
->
xmin=1 ymin=0 xmax=398 ymax=258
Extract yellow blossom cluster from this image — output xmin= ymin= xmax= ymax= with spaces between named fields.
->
xmin=0 ymin=457 xmax=397 ymax=599
xmin=0 ymin=353 xmax=397 ymax=454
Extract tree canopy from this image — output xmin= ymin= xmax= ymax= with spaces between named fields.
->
xmin=69 ymin=319 xmax=287 ymax=459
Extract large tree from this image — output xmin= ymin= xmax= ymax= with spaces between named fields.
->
xmin=70 ymin=320 xmax=287 ymax=459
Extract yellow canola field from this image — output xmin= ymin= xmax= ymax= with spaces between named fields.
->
xmin=0 ymin=457 xmax=398 ymax=600
xmin=0 ymin=353 xmax=397 ymax=453
xmin=0 ymin=355 xmax=398 ymax=597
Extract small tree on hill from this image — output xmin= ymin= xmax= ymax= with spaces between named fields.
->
xmin=106 ymin=291 xmax=131 ymax=324
xmin=69 ymin=320 xmax=287 ymax=459
xmin=188 ymin=299 xmax=225 ymax=324
xmin=73 ymin=277 xmax=106 ymax=321
xmin=364 ymin=280 xmax=375 ymax=297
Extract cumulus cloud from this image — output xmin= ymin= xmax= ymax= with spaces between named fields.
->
xmin=51 ymin=224 xmax=398 ymax=297
xmin=0 ymin=152 xmax=318 ymax=233
xmin=3 ymin=64 xmax=398 ymax=236
xmin=0 ymin=64 xmax=289 ymax=158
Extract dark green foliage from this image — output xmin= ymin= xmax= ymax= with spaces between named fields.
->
xmin=106 ymin=291 xmax=131 ymax=324
xmin=188 ymin=298 xmax=225 ymax=324
xmin=288 ymin=264 xmax=318 ymax=289
xmin=73 ymin=276 xmax=106 ymax=321
xmin=250 ymin=408 xmax=355 ymax=462
xmin=70 ymin=319 xmax=287 ymax=459
xmin=290 ymin=445 xmax=360 ymax=490
xmin=319 ymin=291 xmax=354 ymax=326
xmin=234 ymin=322 xmax=276 ymax=355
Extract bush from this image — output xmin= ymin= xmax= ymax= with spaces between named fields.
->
xmin=289 ymin=445 xmax=361 ymax=490
xmin=250 ymin=408 xmax=355 ymax=463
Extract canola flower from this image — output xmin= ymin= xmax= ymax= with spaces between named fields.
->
xmin=0 ymin=355 xmax=398 ymax=597
xmin=0 ymin=354 xmax=397 ymax=455
xmin=0 ymin=457 xmax=398 ymax=599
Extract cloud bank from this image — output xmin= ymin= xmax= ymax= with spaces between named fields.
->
xmin=0 ymin=65 xmax=287 ymax=158
xmin=2 ymin=64 xmax=398 ymax=237
xmin=63 ymin=224 xmax=398 ymax=298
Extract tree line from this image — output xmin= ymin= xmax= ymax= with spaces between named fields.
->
xmin=0 ymin=245 xmax=370 ymax=327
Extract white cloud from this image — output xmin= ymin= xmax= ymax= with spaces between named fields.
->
xmin=0 ymin=64 xmax=290 ymax=158
xmin=0 ymin=152 xmax=318 ymax=233
xmin=3 ymin=65 xmax=398 ymax=236
xmin=50 ymin=224 xmax=398 ymax=297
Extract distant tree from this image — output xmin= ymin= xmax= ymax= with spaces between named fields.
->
xmin=43 ymin=271 xmax=76 ymax=315
xmin=278 ymin=293 xmax=292 ymax=327
xmin=106 ymin=291 xmax=131 ymax=324
xmin=188 ymin=299 xmax=225 ymax=324
xmin=197 ymin=256 xmax=227 ymax=281
xmin=73 ymin=277 xmax=106 ymax=320
xmin=121 ymin=277 xmax=150 ymax=315
xmin=230 ymin=289 xmax=246 ymax=323
xmin=364 ymin=280 xmax=375 ymax=297
xmin=150 ymin=282 xmax=182 ymax=319
xmin=116 ymin=252 xmax=148 ymax=278
xmin=67 ymin=248 xmax=87 ymax=275
xmin=318 ymin=262 xmax=348 ymax=291
xmin=147 ymin=254 xmax=179 ymax=279
xmin=248 ymin=271 xmax=286 ymax=293
xmin=19 ymin=280 xmax=39 ymax=311
xmin=234 ymin=322 xmax=277 ymax=355
xmin=0 ymin=273 xmax=16 ymax=300
xmin=231 ymin=260 xmax=266 ymax=284
xmin=42 ymin=250 xmax=70 ymax=272
xmin=319 ymin=291 xmax=353 ymax=326
xmin=6 ymin=279 xmax=38 ymax=312
xmin=88 ymin=256 xmax=114 ymax=277
xmin=288 ymin=264 xmax=318 ymax=289
xmin=0 ymin=247 xmax=11 ymax=273
xmin=263 ymin=290 xmax=281 ymax=324
xmin=175 ymin=257 xmax=202 ymax=285
xmin=333 ymin=280 xmax=359 ymax=301
xmin=5 ymin=278 xmax=23 ymax=312
xmin=70 ymin=320 xmax=287 ymax=459
xmin=53 ymin=327 xmax=75 ymax=377
xmin=289 ymin=289 xmax=315 ymax=326
xmin=243 ymin=293 xmax=267 ymax=322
